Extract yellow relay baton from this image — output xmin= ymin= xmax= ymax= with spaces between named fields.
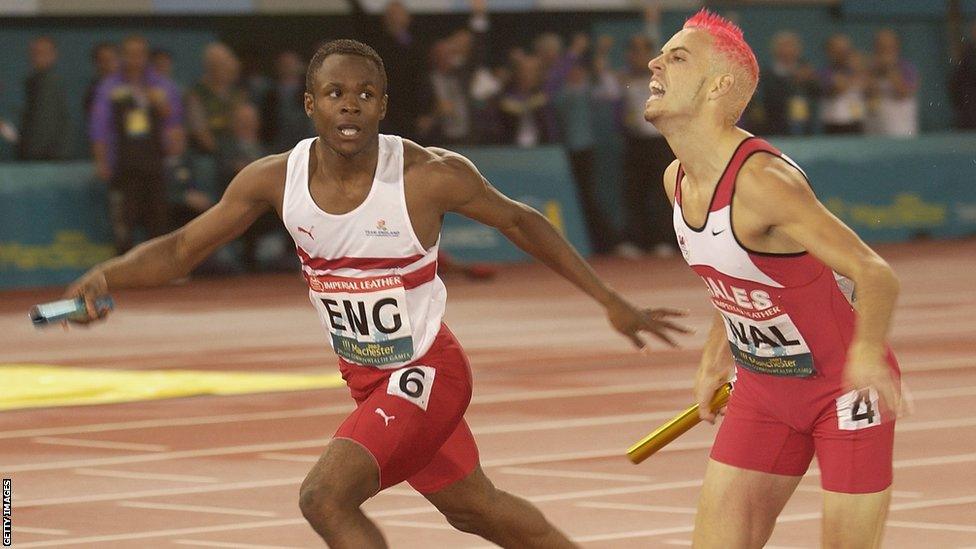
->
xmin=627 ymin=382 xmax=733 ymax=464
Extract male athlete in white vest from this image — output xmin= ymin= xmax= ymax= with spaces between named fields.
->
xmin=65 ymin=39 xmax=689 ymax=548
xmin=647 ymin=10 xmax=902 ymax=549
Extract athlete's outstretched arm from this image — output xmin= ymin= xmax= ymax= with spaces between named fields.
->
xmin=424 ymin=149 xmax=690 ymax=349
xmin=64 ymin=155 xmax=283 ymax=322
xmin=738 ymin=156 xmax=901 ymax=411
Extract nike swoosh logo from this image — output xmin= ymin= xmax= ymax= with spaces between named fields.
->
xmin=711 ymin=228 xmax=726 ymax=236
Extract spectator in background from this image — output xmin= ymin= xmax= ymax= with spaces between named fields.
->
xmin=533 ymin=31 xmax=589 ymax=142
xmin=461 ymin=0 xmax=502 ymax=144
xmin=819 ymin=34 xmax=867 ymax=134
xmin=216 ymin=102 xmax=264 ymax=193
xmin=84 ymin=42 xmax=118 ymax=122
xmin=261 ymin=50 xmax=314 ymax=153
xmin=950 ymin=21 xmax=976 ymax=129
xmin=18 ymin=36 xmax=70 ymax=160
xmin=619 ymin=34 xmax=675 ymax=257
xmin=217 ymin=102 xmax=283 ymax=271
xmin=90 ymin=34 xmax=182 ymax=253
xmin=369 ymin=0 xmax=430 ymax=140
xmin=151 ymin=49 xmax=178 ymax=87
xmin=866 ymin=28 xmax=919 ymax=136
xmin=185 ymin=42 xmax=246 ymax=154
xmin=762 ymin=31 xmax=818 ymax=135
xmin=165 ymin=128 xmax=212 ymax=229
xmin=498 ymin=53 xmax=548 ymax=147
xmin=554 ymin=55 xmax=619 ymax=256
xmin=425 ymin=37 xmax=474 ymax=145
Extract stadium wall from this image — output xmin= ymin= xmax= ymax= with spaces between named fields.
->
xmin=2 ymin=134 xmax=975 ymax=290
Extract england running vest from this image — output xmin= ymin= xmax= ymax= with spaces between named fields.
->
xmin=282 ymin=135 xmax=446 ymax=369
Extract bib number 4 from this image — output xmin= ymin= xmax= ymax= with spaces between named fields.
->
xmin=836 ymin=388 xmax=880 ymax=430
xmin=387 ymin=366 xmax=436 ymax=411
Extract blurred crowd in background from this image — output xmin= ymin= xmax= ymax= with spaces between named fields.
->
xmin=4 ymin=2 xmax=976 ymax=270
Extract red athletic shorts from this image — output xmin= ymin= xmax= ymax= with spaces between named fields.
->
xmin=711 ymin=363 xmax=898 ymax=494
xmin=333 ymin=323 xmax=479 ymax=494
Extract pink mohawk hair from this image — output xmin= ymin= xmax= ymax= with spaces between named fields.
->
xmin=683 ymin=9 xmax=759 ymax=82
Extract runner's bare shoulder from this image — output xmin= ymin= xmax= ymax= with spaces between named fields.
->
xmin=225 ymin=151 xmax=290 ymax=207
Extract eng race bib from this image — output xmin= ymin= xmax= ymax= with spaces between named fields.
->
xmin=308 ymin=273 xmax=415 ymax=367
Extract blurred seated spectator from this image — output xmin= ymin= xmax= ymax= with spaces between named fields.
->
xmin=84 ymin=42 xmax=118 ymax=123
xmin=762 ymin=31 xmax=818 ymax=135
xmin=217 ymin=102 xmax=286 ymax=271
xmin=425 ymin=37 xmax=474 ymax=145
xmin=619 ymin=33 xmax=675 ymax=258
xmin=186 ymin=42 xmax=246 ymax=154
xmin=165 ymin=129 xmax=212 ymax=229
xmin=151 ymin=49 xmax=179 ymax=88
xmin=89 ymin=34 xmax=182 ymax=253
xmin=819 ymin=34 xmax=867 ymax=134
xmin=866 ymin=29 xmax=918 ymax=137
xmin=261 ymin=50 xmax=314 ymax=153
xmin=19 ymin=36 xmax=70 ymax=160
xmin=534 ymin=31 xmax=589 ymax=143
xmin=554 ymin=52 xmax=619 ymax=256
xmin=951 ymin=21 xmax=976 ymax=129
xmin=499 ymin=53 xmax=548 ymax=147
xmin=217 ymin=102 xmax=264 ymax=191
xmin=368 ymin=0 xmax=430 ymax=140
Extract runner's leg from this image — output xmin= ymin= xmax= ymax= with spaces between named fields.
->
xmin=815 ymin=388 xmax=896 ymax=549
xmin=821 ymin=488 xmax=891 ymax=549
xmin=299 ymin=438 xmax=385 ymax=548
xmin=693 ymin=459 xmax=802 ymax=548
xmin=423 ymin=465 xmax=577 ymax=548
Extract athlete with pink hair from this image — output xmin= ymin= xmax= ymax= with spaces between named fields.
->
xmin=646 ymin=10 xmax=902 ymax=548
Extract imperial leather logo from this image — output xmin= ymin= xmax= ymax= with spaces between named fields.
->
xmin=365 ymin=219 xmax=400 ymax=237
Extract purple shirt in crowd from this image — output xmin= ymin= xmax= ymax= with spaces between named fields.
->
xmin=89 ymin=70 xmax=183 ymax=169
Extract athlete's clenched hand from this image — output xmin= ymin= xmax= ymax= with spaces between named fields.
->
xmin=63 ymin=269 xmax=112 ymax=325
xmin=844 ymin=342 xmax=901 ymax=417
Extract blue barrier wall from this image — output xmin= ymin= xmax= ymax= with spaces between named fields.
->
xmin=0 ymin=162 xmax=114 ymax=289
xmin=769 ymin=134 xmax=976 ymax=242
xmin=442 ymin=146 xmax=591 ymax=263
xmin=0 ymin=145 xmax=592 ymax=289
xmin=1 ymin=135 xmax=975 ymax=290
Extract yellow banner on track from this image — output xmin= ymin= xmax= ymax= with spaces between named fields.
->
xmin=0 ymin=364 xmax=345 ymax=411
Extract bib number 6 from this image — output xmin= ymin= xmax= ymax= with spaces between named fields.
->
xmin=387 ymin=365 xmax=436 ymax=411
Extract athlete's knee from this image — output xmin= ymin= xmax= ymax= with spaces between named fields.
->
xmin=441 ymin=495 xmax=496 ymax=536
xmin=298 ymin=478 xmax=351 ymax=526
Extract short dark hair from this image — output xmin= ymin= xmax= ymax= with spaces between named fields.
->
xmin=306 ymin=39 xmax=387 ymax=94
xmin=91 ymin=42 xmax=116 ymax=62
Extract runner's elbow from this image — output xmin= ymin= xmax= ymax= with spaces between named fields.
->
xmin=854 ymin=257 xmax=899 ymax=296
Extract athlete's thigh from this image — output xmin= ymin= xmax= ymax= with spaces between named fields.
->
xmin=407 ymin=419 xmax=479 ymax=495
xmin=814 ymin=387 xmax=895 ymax=494
xmin=813 ymin=388 xmax=895 ymax=548
xmin=697 ymin=393 xmax=812 ymax=549
xmin=694 ymin=459 xmax=802 ymax=549
xmin=821 ymin=488 xmax=891 ymax=549
xmin=421 ymin=462 xmax=493 ymax=517
xmin=335 ymin=362 xmax=471 ymax=491
xmin=301 ymin=438 xmax=381 ymax=505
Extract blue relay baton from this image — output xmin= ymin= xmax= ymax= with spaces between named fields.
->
xmin=29 ymin=296 xmax=115 ymax=327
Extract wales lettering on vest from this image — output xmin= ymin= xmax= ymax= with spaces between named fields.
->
xmin=702 ymin=276 xmax=816 ymax=377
